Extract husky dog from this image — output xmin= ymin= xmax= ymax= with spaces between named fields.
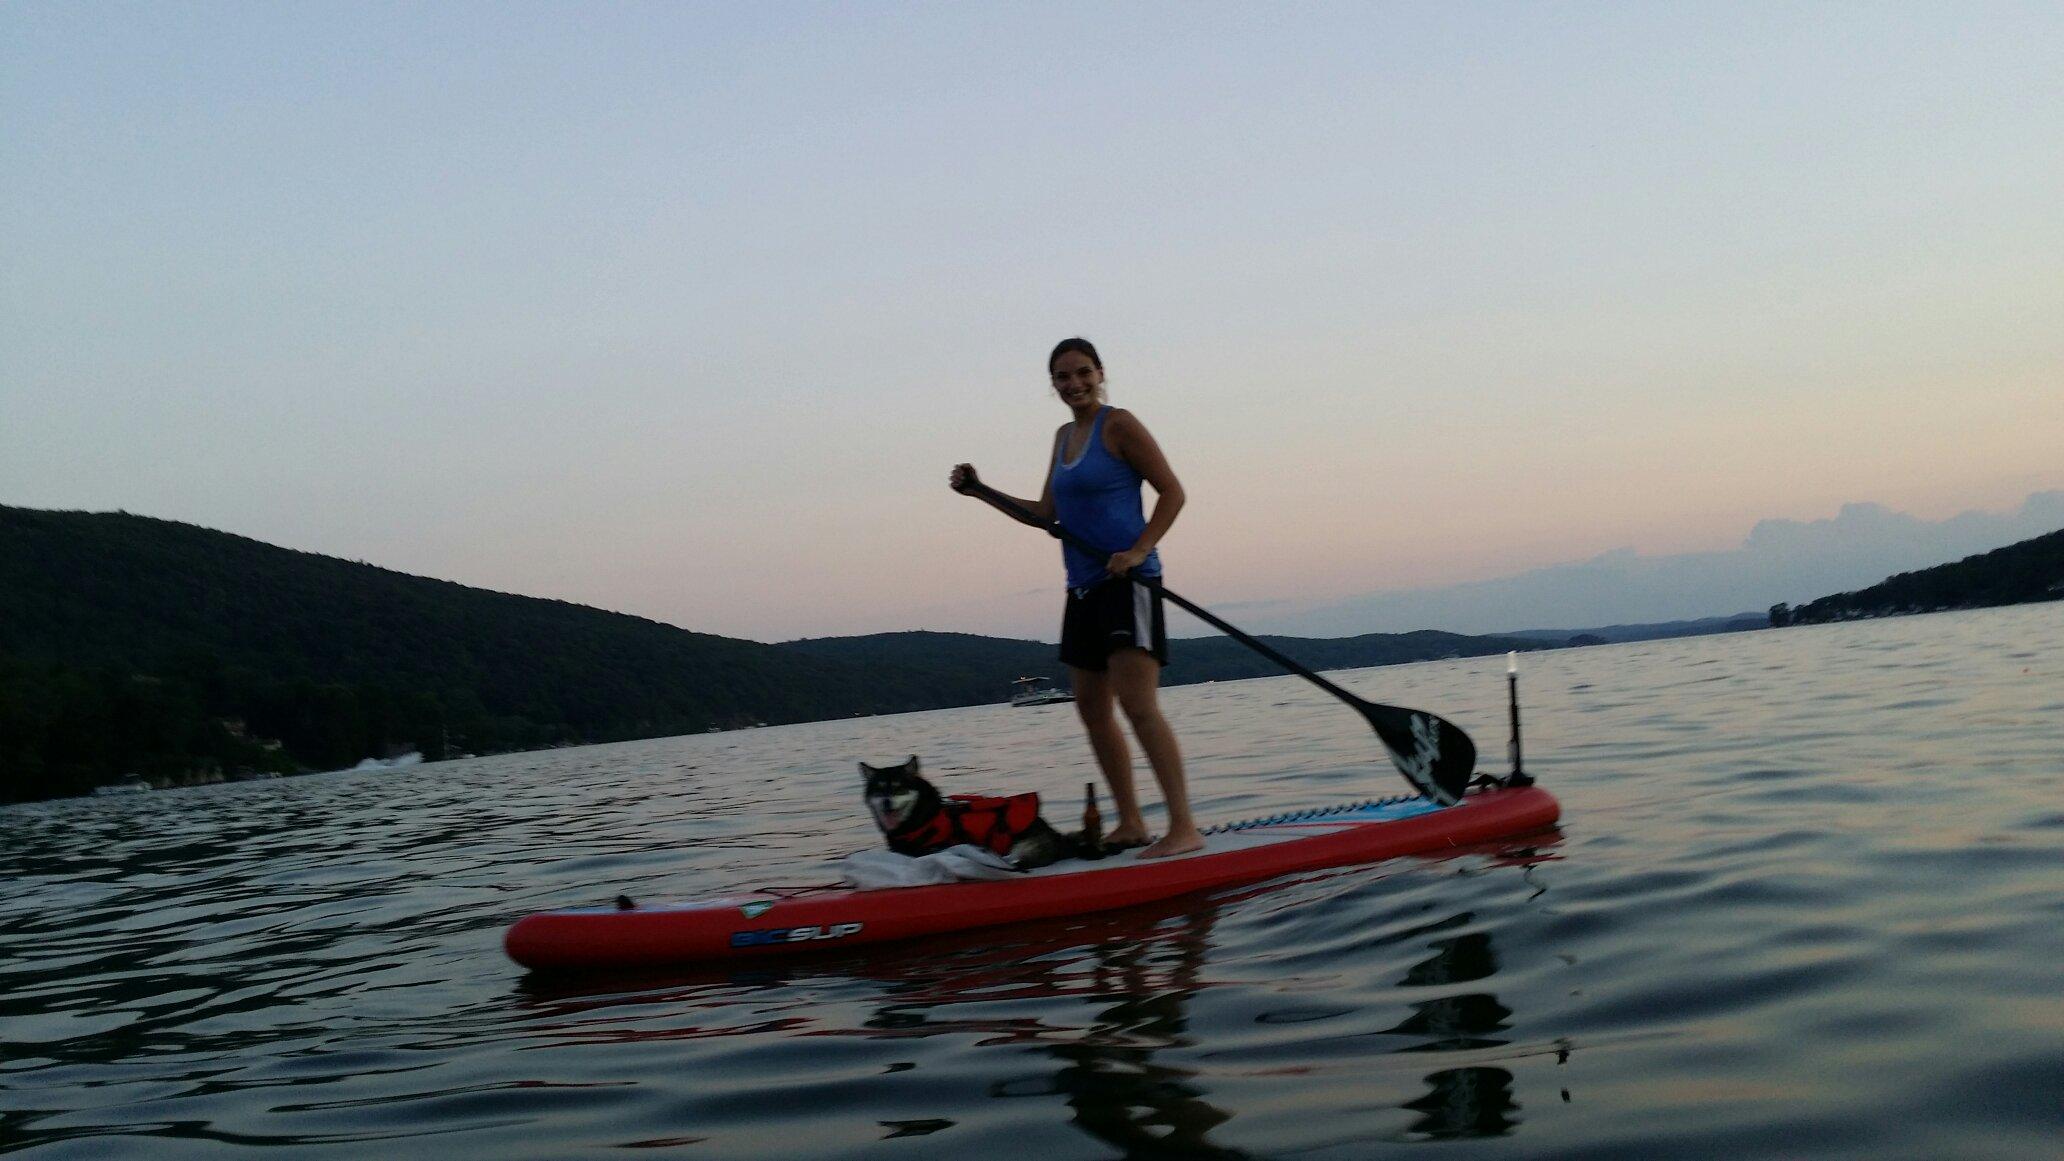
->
xmin=861 ymin=755 xmax=1077 ymax=870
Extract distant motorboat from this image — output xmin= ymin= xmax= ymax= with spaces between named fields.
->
xmin=1009 ymin=676 xmax=1073 ymax=707
xmin=92 ymin=777 xmax=151 ymax=796
xmin=348 ymin=752 xmax=423 ymax=772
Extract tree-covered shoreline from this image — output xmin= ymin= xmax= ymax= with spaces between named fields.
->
xmin=19 ymin=504 xmax=2052 ymax=806
xmin=2 ymin=506 xmax=1545 ymax=804
xmin=1770 ymin=526 xmax=2064 ymax=627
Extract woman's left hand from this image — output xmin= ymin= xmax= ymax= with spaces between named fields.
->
xmin=1107 ymin=548 xmax=1149 ymax=576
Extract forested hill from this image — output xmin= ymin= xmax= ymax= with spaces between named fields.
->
xmin=2 ymin=505 xmax=1544 ymax=803
xmin=1777 ymin=525 xmax=2064 ymax=625
xmin=0 ymin=506 xmax=940 ymax=801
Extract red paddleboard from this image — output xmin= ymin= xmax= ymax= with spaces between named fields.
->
xmin=504 ymin=785 xmax=1558 ymax=971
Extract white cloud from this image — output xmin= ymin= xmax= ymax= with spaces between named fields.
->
xmin=1243 ymin=491 xmax=2064 ymax=636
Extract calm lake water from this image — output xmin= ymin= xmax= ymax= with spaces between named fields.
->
xmin=4 ymin=605 xmax=2061 ymax=1159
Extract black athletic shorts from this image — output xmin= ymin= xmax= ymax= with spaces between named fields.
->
xmin=1059 ymin=574 xmax=1169 ymax=671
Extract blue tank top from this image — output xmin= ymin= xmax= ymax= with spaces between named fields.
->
xmin=1050 ymin=407 xmax=1163 ymax=590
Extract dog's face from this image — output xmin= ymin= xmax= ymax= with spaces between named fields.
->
xmin=861 ymin=755 xmax=937 ymax=835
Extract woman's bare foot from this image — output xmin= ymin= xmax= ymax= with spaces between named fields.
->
xmin=1135 ymin=828 xmax=1206 ymax=859
xmin=1104 ymin=826 xmax=1151 ymax=851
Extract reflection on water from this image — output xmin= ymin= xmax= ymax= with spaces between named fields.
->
xmin=1018 ymin=911 xmax=1238 ymax=1160
xmin=509 ymin=844 xmax=1563 ymax=1157
xmin=4 ymin=604 xmax=2063 ymax=1157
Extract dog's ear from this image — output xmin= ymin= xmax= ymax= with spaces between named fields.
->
xmin=858 ymin=761 xmax=872 ymax=781
xmin=907 ymin=754 xmax=920 ymax=773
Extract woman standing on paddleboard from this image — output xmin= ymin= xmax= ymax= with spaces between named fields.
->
xmin=950 ymin=337 xmax=1203 ymax=859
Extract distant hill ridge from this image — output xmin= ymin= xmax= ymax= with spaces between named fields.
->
xmin=1778 ymin=525 xmax=2064 ymax=625
xmin=778 ymin=627 xmax=1550 ymax=685
xmin=1503 ymin=614 xmax=1767 ymax=645
xmin=0 ymin=506 xmax=1545 ymax=803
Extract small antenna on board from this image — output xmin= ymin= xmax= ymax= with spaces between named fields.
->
xmin=1506 ymin=652 xmax=1534 ymax=788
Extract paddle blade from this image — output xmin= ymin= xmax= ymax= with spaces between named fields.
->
xmin=1362 ymin=704 xmax=1476 ymax=805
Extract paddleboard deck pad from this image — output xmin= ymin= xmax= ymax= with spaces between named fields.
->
xmin=504 ymin=784 xmax=1558 ymax=971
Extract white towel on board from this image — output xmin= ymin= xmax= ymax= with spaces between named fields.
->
xmin=837 ymin=844 xmax=1022 ymax=890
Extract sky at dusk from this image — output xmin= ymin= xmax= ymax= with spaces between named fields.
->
xmin=5 ymin=3 xmax=2060 ymax=643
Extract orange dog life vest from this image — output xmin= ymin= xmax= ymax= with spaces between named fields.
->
xmin=893 ymin=792 xmax=1044 ymax=857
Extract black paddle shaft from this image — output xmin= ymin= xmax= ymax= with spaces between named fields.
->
xmin=957 ymin=478 xmax=1476 ymax=804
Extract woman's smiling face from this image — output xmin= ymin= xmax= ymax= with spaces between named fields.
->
xmin=1050 ymin=350 xmax=1104 ymax=408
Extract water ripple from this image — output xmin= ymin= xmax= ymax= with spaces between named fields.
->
xmin=3 ymin=605 xmax=2062 ymax=1157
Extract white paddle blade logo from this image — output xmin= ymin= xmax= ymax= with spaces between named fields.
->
xmin=1394 ymin=714 xmax=1441 ymax=791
